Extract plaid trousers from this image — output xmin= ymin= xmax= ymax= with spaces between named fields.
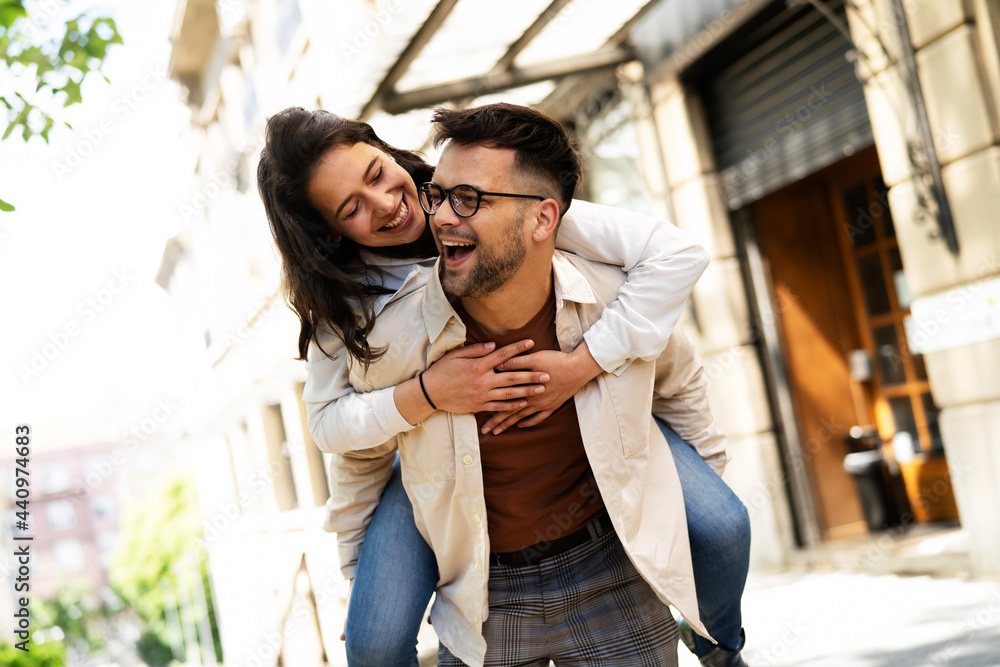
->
xmin=437 ymin=517 xmax=679 ymax=666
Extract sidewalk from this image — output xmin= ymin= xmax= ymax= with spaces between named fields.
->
xmin=785 ymin=521 xmax=974 ymax=579
xmin=675 ymin=522 xmax=1000 ymax=667
xmin=698 ymin=570 xmax=1000 ymax=667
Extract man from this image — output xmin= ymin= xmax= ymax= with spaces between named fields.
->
xmin=332 ymin=103 xmax=738 ymax=666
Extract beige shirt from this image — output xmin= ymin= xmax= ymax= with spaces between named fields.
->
xmin=326 ymin=250 xmax=727 ymax=667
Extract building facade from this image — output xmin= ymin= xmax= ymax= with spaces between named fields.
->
xmin=0 ymin=415 xmax=204 ymax=659
xmin=631 ymin=0 xmax=1000 ymax=573
xmin=164 ymin=0 xmax=1000 ymax=662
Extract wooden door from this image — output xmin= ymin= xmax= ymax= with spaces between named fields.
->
xmin=753 ymin=147 xmax=957 ymax=536
xmin=752 ymin=163 xmax=872 ymax=539
xmin=824 ymin=150 xmax=956 ymax=523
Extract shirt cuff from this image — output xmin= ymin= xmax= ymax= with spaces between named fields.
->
xmin=582 ymin=320 xmax=634 ymax=376
xmin=372 ymin=385 xmax=419 ymax=436
xmin=339 ymin=562 xmax=358 ymax=581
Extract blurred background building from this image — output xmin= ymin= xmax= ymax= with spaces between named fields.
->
xmin=0 ymin=414 xmax=216 ymax=664
xmin=156 ymin=0 xmax=1000 ymax=663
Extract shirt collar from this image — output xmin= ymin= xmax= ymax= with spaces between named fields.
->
xmin=364 ymin=256 xmax=436 ymax=318
xmin=422 ymin=260 xmax=462 ymax=342
xmin=551 ymin=250 xmax=597 ymax=308
xmin=421 ymin=251 xmax=594 ymax=341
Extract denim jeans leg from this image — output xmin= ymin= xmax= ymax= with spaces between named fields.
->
xmin=657 ymin=418 xmax=751 ymax=656
xmin=344 ymin=457 xmax=438 ymax=667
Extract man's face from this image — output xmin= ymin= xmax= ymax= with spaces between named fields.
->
xmin=429 ymin=144 xmax=534 ymax=298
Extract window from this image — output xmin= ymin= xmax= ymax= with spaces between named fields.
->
xmin=837 ymin=174 xmax=937 ymax=453
xmin=45 ymin=500 xmax=77 ymax=532
xmin=91 ymin=494 xmax=118 ymax=521
xmin=42 ymin=465 xmax=71 ymax=494
xmin=52 ymin=539 xmax=85 ymax=573
xmin=96 ymin=531 xmax=118 ymax=568
xmin=276 ymin=0 xmax=302 ymax=54
xmin=264 ymin=404 xmax=299 ymax=512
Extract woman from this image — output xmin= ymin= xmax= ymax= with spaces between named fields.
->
xmin=257 ymin=106 xmax=750 ymax=667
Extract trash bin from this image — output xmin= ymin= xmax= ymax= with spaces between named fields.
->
xmin=844 ymin=425 xmax=882 ymax=453
xmin=843 ymin=449 xmax=907 ymax=531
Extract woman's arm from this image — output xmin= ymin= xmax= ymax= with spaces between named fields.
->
xmin=307 ymin=200 xmax=708 ymax=447
xmin=482 ymin=199 xmax=709 ymax=434
xmin=557 ymin=199 xmax=709 ymax=372
xmin=304 ymin=327 xmax=549 ymax=454
xmin=304 ymin=330 xmax=410 ymax=454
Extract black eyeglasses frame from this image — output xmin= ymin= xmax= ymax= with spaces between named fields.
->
xmin=418 ymin=182 xmax=546 ymax=218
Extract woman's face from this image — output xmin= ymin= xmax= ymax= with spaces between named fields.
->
xmin=306 ymin=142 xmax=425 ymax=247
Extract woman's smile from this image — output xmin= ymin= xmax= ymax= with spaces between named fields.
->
xmin=379 ymin=197 xmax=412 ymax=232
xmin=306 ymin=142 xmax=425 ymax=247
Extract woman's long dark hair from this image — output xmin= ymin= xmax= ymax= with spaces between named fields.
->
xmin=257 ymin=107 xmax=434 ymax=367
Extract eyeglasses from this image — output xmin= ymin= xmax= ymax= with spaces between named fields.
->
xmin=418 ymin=182 xmax=545 ymax=218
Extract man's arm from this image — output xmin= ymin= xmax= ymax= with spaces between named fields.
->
xmin=650 ymin=327 xmax=728 ymax=476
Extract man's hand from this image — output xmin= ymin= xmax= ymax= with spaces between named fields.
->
xmin=424 ymin=340 xmax=550 ymax=409
xmin=481 ymin=343 xmax=603 ymax=434
xmin=396 ymin=340 xmax=550 ymax=425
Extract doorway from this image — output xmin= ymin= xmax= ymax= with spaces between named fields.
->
xmin=750 ymin=147 xmax=958 ymax=539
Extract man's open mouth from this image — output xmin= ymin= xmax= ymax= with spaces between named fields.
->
xmin=441 ymin=239 xmax=476 ymax=262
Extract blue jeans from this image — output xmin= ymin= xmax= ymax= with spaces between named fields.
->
xmin=656 ymin=418 xmax=751 ymax=656
xmin=344 ymin=423 xmax=750 ymax=664
xmin=344 ymin=458 xmax=438 ymax=667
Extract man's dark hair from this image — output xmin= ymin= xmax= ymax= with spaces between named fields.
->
xmin=430 ymin=103 xmax=583 ymax=216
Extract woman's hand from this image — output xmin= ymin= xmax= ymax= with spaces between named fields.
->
xmin=395 ymin=340 xmax=550 ymax=425
xmin=480 ymin=343 xmax=603 ymax=435
xmin=423 ymin=340 xmax=550 ymax=412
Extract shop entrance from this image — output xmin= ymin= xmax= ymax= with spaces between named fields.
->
xmin=750 ymin=147 xmax=959 ymax=539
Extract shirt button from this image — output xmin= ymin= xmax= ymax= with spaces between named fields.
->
xmin=473 ymin=614 xmax=480 ymax=625
xmin=463 ymin=454 xmax=473 ymax=465
xmin=476 ymin=562 xmax=483 ymax=573
xmin=473 ymin=513 xmax=481 ymax=524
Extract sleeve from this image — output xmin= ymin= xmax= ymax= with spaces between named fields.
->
xmin=556 ymin=199 xmax=710 ymax=376
xmin=303 ymin=330 xmax=417 ymax=454
xmin=650 ymin=327 xmax=728 ymax=476
xmin=322 ymin=441 xmax=397 ymax=580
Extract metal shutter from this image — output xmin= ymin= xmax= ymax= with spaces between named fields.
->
xmin=696 ymin=0 xmax=874 ymax=209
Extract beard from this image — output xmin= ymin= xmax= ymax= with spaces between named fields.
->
xmin=441 ymin=214 xmax=527 ymax=298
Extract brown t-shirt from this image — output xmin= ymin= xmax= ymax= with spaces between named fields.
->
xmin=453 ymin=290 xmax=606 ymax=553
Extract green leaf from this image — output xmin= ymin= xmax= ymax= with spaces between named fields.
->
xmin=0 ymin=5 xmax=122 ymax=146
xmin=0 ymin=2 xmax=28 ymax=30
xmin=40 ymin=114 xmax=54 ymax=142
xmin=0 ymin=197 xmax=14 ymax=212
xmin=60 ymin=76 xmax=82 ymax=106
xmin=95 ymin=17 xmax=124 ymax=46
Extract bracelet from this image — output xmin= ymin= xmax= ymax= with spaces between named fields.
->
xmin=418 ymin=372 xmax=438 ymax=410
